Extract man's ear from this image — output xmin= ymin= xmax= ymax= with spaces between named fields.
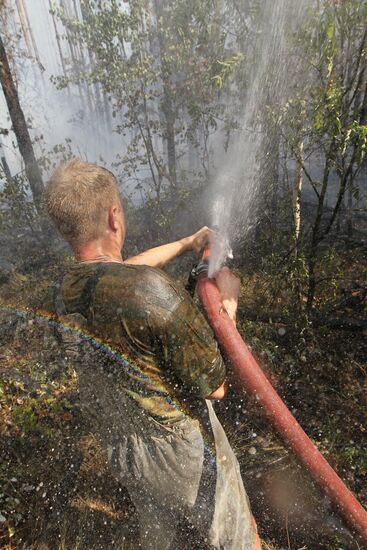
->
xmin=108 ymin=204 xmax=119 ymax=232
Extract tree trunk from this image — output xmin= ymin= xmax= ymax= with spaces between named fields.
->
xmin=79 ymin=0 xmax=106 ymax=125
xmin=17 ymin=0 xmax=43 ymax=70
xmin=49 ymin=0 xmax=68 ymax=82
xmin=269 ymin=131 xmax=280 ymax=230
xmin=306 ymin=146 xmax=333 ymax=311
xmin=293 ymin=140 xmax=303 ymax=248
xmin=15 ymin=0 xmax=32 ymax=57
xmin=360 ymin=82 xmax=367 ymax=124
xmin=346 ymin=183 xmax=353 ymax=238
xmin=0 ymin=137 xmax=12 ymax=180
xmin=153 ymin=0 xmax=177 ymax=188
xmin=59 ymin=0 xmax=90 ymax=110
xmin=162 ymin=83 xmax=177 ymax=187
xmin=0 ymin=34 xmax=44 ymax=211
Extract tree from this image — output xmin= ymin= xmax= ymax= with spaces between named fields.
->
xmin=0 ymin=33 xmax=44 ymax=212
xmin=51 ymin=0 xmax=242 ymax=232
xmin=275 ymin=0 xmax=367 ymax=310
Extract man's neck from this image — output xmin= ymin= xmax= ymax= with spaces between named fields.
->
xmin=75 ymin=241 xmax=123 ymax=264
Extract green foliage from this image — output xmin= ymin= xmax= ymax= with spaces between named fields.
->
xmin=269 ymin=0 xmax=367 ymax=309
xmin=279 ymin=0 xmax=367 ymax=169
xmin=313 ymin=247 xmax=343 ymax=305
xmin=11 ymin=392 xmax=74 ymax=436
xmin=351 ymin=123 xmax=367 ymax=164
xmin=211 ymin=53 xmax=245 ymax=88
xmin=0 ymin=170 xmax=38 ymax=234
xmin=53 ymin=0 xmax=235 ymax=201
xmin=46 ymin=0 xmax=259 ymax=245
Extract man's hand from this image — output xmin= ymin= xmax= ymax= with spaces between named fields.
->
xmin=215 ymin=267 xmax=240 ymax=324
xmin=184 ymin=226 xmax=213 ymax=255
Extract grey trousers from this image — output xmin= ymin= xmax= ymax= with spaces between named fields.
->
xmin=106 ymin=400 xmax=259 ymax=550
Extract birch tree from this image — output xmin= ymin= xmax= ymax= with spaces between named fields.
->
xmin=276 ymin=0 xmax=367 ymax=310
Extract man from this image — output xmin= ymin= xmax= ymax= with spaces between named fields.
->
xmin=45 ymin=159 xmax=259 ymax=549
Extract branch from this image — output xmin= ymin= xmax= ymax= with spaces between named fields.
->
xmin=343 ymin=25 xmax=367 ymax=108
xmin=320 ymin=146 xmax=358 ymax=240
xmin=287 ymin=138 xmax=320 ymax=200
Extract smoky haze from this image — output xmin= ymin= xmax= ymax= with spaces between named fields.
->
xmin=0 ymin=0 xmax=366 ymax=252
xmin=0 ymin=0 xmax=123 ymax=184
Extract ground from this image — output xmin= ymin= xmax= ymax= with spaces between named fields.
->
xmin=0 ymin=248 xmax=366 ymax=550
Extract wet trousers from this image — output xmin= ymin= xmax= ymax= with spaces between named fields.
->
xmin=106 ymin=400 xmax=260 ymax=550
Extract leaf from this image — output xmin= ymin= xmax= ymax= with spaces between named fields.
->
xmin=314 ymin=110 xmax=324 ymax=130
xmin=211 ymin=75 xmax=223 ymax=88
xmin=326 ymin=21 xmax=335 ymax=41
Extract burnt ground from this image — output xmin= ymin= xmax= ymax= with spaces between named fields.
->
xmin=0 ymin=250 xmax=366 ymax=550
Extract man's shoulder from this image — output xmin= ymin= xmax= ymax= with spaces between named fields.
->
xmin=100 ymin=262 xmax=180 ymax=290
xmin=98 ymin=263 xmax=185 ymax=313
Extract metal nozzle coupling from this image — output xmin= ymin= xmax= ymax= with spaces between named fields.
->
xmin=185 ymin=259 xmax=208 ymax=296
xmin=192 ymin=259 xmax=209 ymax=278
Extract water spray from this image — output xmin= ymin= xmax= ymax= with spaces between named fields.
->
xmin=195 ymin=241 xmax=367 ymax=542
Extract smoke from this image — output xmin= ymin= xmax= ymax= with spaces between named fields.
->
xmin=1 ymin=0 xmax=310 ymax=224
xmin=0 ymin=0 xmax=122 ymax=180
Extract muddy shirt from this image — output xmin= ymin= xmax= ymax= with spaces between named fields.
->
xmin=57 ymin=262 xmax=226 ymax=425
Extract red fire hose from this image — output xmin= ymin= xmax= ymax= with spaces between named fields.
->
xmin=196 ymin=270 xmax=367 ymax=541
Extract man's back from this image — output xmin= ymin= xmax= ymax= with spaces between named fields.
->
xmin=60 ymin=261 xmax=226 ymax=425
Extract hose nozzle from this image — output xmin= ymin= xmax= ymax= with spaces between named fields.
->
xmin=185 ymin=229 xmax=233 ymax=296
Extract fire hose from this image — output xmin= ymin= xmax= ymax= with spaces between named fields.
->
xmin=192 ymin=248 xmax=367 ymax=542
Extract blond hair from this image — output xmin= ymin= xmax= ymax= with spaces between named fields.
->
xmin=44 ymin=158 xmax=120 ymax=248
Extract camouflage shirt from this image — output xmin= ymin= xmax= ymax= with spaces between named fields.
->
xmin=57 ymin=262 xmax=226 ymax=425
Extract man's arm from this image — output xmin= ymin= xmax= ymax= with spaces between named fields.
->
xmin=124 ymin=226 xmax=212 ymax=268
xmin=206 ymin=379 xmax=228 ymax=400
xmin=153 ymin=267 xmax=240 ymax=402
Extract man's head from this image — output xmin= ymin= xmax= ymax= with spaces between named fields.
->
xmin=44 ymin=159 xmax=125 ymax=254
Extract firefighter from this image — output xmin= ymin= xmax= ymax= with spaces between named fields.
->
xmin=45 ymin=158 xmax=259 ymax=549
